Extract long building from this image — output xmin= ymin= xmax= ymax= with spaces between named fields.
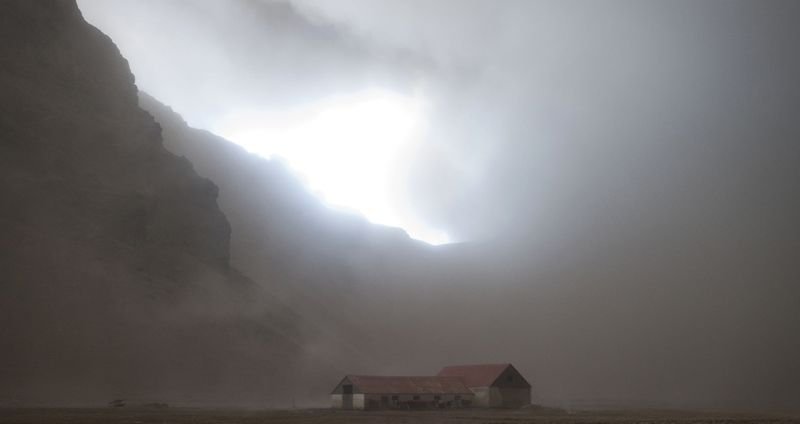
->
xmin=331 ymin=363 xmax=531 ymax=410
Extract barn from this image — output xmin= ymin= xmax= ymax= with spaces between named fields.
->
xmin=330 ymin=375 xmax=475 ymax=410
xmin=437 ymin=363 xmax=531 ymax=408
xmin=331 ymin=363 xmax=531 ymax=410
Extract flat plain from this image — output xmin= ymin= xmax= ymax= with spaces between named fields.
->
xmin=0 ymin=408 xmax=797 ymax=424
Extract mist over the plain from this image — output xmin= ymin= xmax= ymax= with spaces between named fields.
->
xmin=2 ymin=0 xmax=798 ymax=412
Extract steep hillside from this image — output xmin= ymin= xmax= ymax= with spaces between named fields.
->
xmin=138 ymin=92 xmax=444 ymax=395
xmin=139 ymin=91 xmax=429 ymax=284
xmin=140 ymin=93 xmax=800 ymax=410
xmin=0 ymin=0 xmax=302 ymax=406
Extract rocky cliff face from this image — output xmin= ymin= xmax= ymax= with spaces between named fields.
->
xmin=0 ymin=0 xmax=452 ymax=406
xmin=0 ymin=0 xmax=231 ymax=269
xmin=0 ymin=1 xmax=300 ymax=405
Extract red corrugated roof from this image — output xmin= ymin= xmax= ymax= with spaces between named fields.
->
xmin=346 ymin=375 xmax=473 ymax=394
xmin=437 ymin=363 xmax=511 ymax=387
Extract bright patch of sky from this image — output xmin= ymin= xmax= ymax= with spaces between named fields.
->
xmin=214 ymin=88 xmax=451 ymax=245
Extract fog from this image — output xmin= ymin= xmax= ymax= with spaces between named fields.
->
xmin=78 ymin=0 xmax=800 ymax=242
xmin=16 ymin=0 xmax=799 ymax=410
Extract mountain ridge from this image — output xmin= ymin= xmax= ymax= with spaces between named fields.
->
xmin=0 ymin=0 xmax=307 ymax=405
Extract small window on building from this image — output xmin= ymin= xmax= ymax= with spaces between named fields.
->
xmin=434 ymin=395 xmax=441 ymax=401
xmin=412 ymin=395 xmax=420 ymax=401
xmin=391 ymin=395 xmax=398 ymax=401
xmin=507 ymin=374 xmax=514 ymax=382
xmin=343 ymin=384 xmax=353 ymax=394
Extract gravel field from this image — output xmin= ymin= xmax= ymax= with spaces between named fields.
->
xmin=0 ymin=408 xmax=797 ymax=424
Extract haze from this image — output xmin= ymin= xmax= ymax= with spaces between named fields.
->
xmin=1 ymin=0 xmax=798 ymax=414
xmin=73 ymin=0 xmax=800 ymax=408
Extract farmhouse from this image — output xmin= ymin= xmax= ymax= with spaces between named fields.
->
xmin=437 ymin=363 xmax=531 ymax=408
xmin=331 ymin=363 xmax=531 ymax=410
xmin=330 ymin=375 xmax=474 ymax=410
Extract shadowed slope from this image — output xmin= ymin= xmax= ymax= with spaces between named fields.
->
xmin=0 ymin=0 xmax=304 ymax=406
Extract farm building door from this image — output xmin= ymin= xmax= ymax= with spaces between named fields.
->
xmin=342 ymin=384 xmax=353 ymax=409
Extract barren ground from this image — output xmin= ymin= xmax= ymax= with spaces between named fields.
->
xmin=0 ymin=408 xmax=797 ymax=424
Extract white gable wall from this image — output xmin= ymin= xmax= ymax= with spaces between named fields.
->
xmin=331 ymin=393 xmax=342 ymax=409
xmin=330 ymin=393 xmax=366 ymax=409
xmin=353 ymin=393 xmax=366 ymax=409
xmin=470 ymin=387 xmax=492 ymax=407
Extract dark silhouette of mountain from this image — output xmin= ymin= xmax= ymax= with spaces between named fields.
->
xmin=0 ymin=0 xmax=305 ymax=406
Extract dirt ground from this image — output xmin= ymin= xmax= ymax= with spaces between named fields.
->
xmin=0 ymin=408 xmax=797 ymax=424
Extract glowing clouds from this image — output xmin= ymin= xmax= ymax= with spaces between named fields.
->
xmin=214 ymin=89 xmax=450 ymax=245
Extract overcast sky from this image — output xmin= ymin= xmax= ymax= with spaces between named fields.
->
xmin=77 ymin=0 xmax=800 ymax=246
